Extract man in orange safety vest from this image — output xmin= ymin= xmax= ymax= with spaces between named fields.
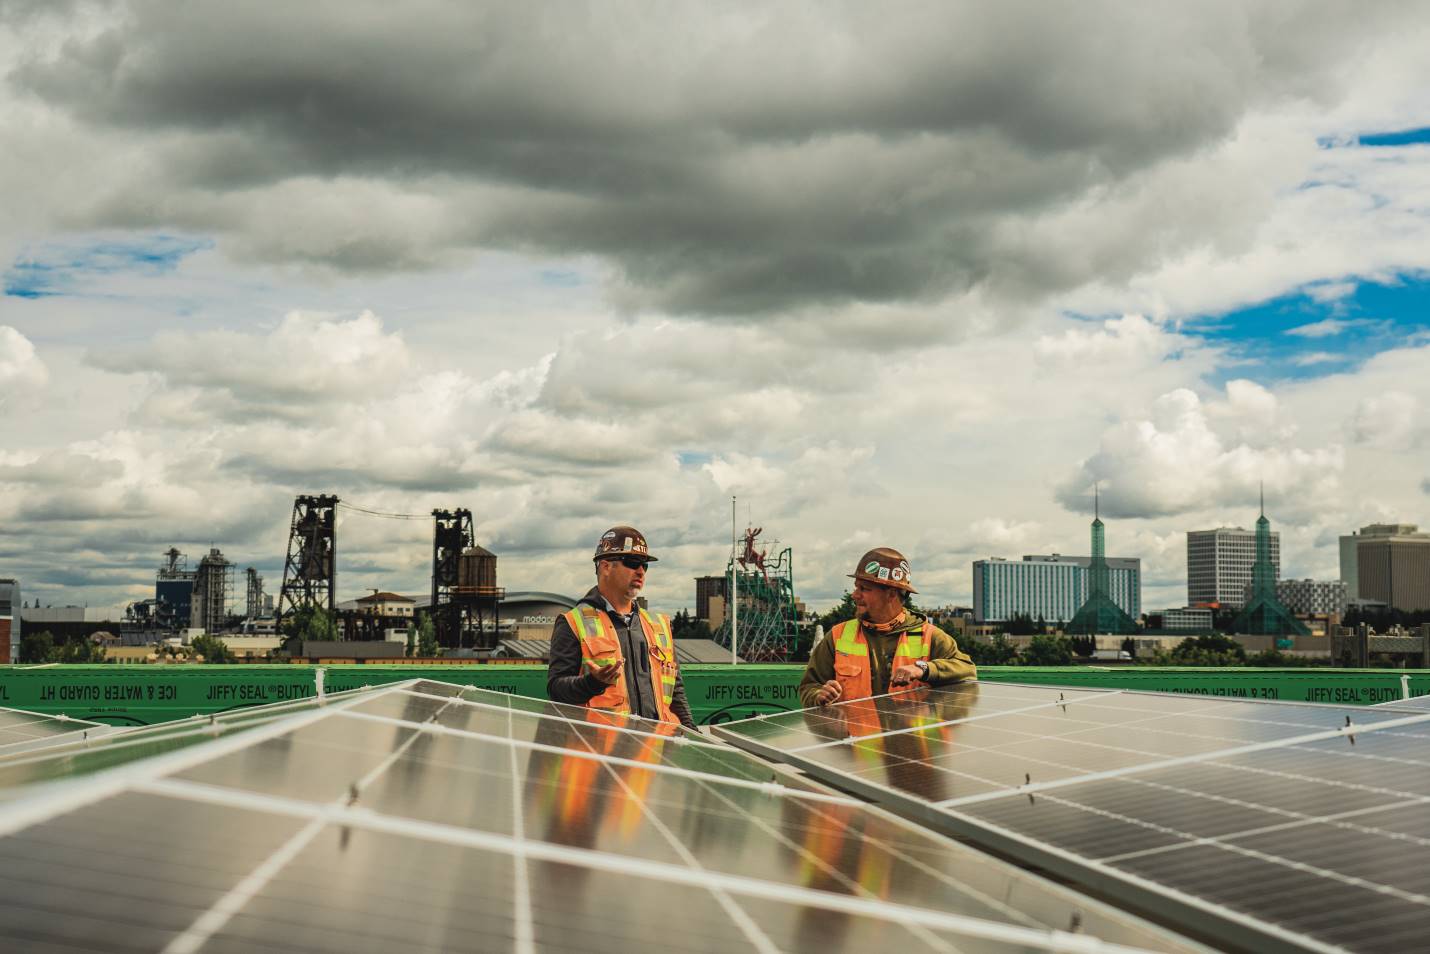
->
xmin=799 ymin=547 xmax=976 ymax=709
xmin=547 ymin=525 xmax=697 ymax=729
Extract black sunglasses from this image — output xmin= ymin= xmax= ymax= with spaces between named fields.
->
xmin=609 ymin=556 xmax=650 ymax=570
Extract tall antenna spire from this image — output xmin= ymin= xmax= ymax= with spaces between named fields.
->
xmin=1094 ymin=482 xmax=1100 ymax=521
xmin=1259 ymin=480 xmax=1264 ymax=517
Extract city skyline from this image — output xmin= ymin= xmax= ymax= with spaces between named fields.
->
xmin=3 ymin=6 xmax=1430 ymax=614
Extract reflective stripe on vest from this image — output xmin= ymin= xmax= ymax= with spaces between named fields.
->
xmin=564 ymin=604 xmax=679 ymax=724
xmin=830 ymin=618 xmax=934 ymax=702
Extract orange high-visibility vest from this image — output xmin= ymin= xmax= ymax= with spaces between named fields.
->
xmin=563 ymin=604 xmax=679 ymax=724
xmin=830 ymin=618 xmax=933 ymax=702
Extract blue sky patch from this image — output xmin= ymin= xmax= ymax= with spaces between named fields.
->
xmin=1186 ymin=273 xmax=1430 ymax=381
xmin=677 ymin=451 xmax=712 ymax=468
xmin=1358 ymin=127 xmax=1430 ymax=147
xmin=538 ymin=268 xmax=586 ymax=287
xmin=4 ymin=234 xmax=212 ymax=299
xmin=1318 ymin=127 xmax=1430 ymax=149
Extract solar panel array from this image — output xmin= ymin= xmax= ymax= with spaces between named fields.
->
xmin=713 ymin=682 xmax=1430 ymax=954
xmin=0 ymin=705 xmax=112 ymax=757
xmin=0 ymin=678 xmax=1204 ymax=954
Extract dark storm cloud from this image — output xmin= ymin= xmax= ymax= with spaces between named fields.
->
xmin=7 ymin=0 xmax=1400 ymax=315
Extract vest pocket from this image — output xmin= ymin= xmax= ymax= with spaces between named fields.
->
xmin=834 ymin=657 xmax=864 ymax=678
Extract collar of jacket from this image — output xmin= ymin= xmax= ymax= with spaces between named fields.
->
xmin=579 ymin=586 xmax=636 ymax=621
xmin=860 ymin=609 xmax=926 ymax=637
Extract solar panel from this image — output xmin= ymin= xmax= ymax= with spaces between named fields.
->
xmin=0 ymin=677 xmax=1206 ymax=953
xmin=1372 ymin=693 xmax=1430 ymax=711
xmin=714 ymin=682 xmax=1430 ymax=954
xmin=0 ymin=705 xmax=112 ymax=756
xmin=0 ymin=683 xmax=389 ymax=792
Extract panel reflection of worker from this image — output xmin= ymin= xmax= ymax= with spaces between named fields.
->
xmin=799 ymin=547 xmax=976 ymax=708
xmin=547 ymin=525 xmax=698 ymax=730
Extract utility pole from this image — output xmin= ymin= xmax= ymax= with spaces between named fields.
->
xmin=731 ymin=495 xmax=738 ymax=665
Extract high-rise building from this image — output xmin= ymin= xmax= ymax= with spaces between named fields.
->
xmin=1186 ymin=527 xmax=1280 ymax=608
xmin=694 ymin=575 xmax=727 ymax=622
xmin=972 ymin=554 xmax=1140 ymax=623
xmin=1338 ymin=533 xmax=1360 ymax=600
xmin=1355 ymin=524 xmax=1430 ymax=612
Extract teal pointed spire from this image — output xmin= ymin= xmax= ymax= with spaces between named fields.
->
xmin=1067 ymin=484 xmax=1137 ymax=636
xmin=1232 ymin=488 xmax=1309 ymax=638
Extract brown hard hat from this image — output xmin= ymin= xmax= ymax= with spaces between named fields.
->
xmin=593 ymin=525 xmax=658 ymax=562
xmin=848 ymin=546 xmax=916 ymax=592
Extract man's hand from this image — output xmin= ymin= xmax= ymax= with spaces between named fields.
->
xmin=890 ymin=663 xmax=924 ymax=687
xmin=815 ymin=679 xmax=842 ymax=706
xmin=590 ymin=661 xmax=622 ymax=685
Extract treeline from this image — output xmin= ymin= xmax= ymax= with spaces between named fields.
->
xmin=960 ymin=633 xmax=1335 ymax=668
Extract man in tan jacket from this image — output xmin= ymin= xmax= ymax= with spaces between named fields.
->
xmin=799 ymin=547 xmax=976 ymax=708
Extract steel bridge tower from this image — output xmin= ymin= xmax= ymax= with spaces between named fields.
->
xmin=276 ymin=494 xmax=339 ymax=628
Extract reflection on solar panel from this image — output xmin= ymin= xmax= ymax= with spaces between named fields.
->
xmin=0 ymin=678 xmax=1204 ymax=953
xmin=714 ymin=682 xmax=1430 ymax=954
xmin=0 ymin=705 xmax=111 ymax=756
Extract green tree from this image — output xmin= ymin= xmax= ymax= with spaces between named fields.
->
xmin=670 ymin=609 xmax=713 ymax=640
xmin=1069 ymin=635 xmax=1096 ymax=657
xmin=1169 ymin=634 xmax=1247 ymax=666
xmin=405 ymin=622 xmax=416 ymax=658
xmin=283 ymin=605 xmax=338 ymax=642
xmin=964 ymin=634 xmax=1019 ymax=666
xmin=190 ymin=634 xmax=235 ymax=664
xmin=1022 ymin=634 xmax=1074 ymax=666
xmin=1004 ymin=613 xmax=1038 ymax=636
xmin=18 ymin=630 xmax=55 ymax=663
xmin=55 ymin=637 xmax=107 ymax=664
xmin=817 ymin=592 xmax=856 ymax=631
xmin=416 ymin=612 xmax=439 ymax=657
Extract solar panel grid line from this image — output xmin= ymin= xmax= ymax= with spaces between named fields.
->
xmin=1098 ymin=795 xmax=1430 ymax=865
xmin=161 ymin=816 xmax=329 ymax=954
xmin=157 ymin=692 xmax=466 ymax=954
xmin=333 ymin=707 xmax=865 ymax=807
xmin=0 ymin=680 xmax=404 ymax=841
xmin=1289 ymin=737 xmax=1430 ymax=770
xmin=1184 ymin=757 xmax=1430 ymax=810
xmin=398 ymin=685 xmax=722 ymax=748
xmin=572 ymin=731 xmax=785 ymax=954
xmin=131 ymin=775 xmax=1162 ymax=953
xmin=507 ymin=708 xmax=536 ymax=954
xmin=788 ymin=691 xmax=1129 ymax=754
xmin=936 ymin=710 xmax=1430 ymax=809
xmin=879 ymin=794 xmax=1349 ymax=954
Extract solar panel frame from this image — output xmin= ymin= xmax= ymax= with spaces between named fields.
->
xmin=714 ymin=682 xmax=1430 ymax=954
xmin=0 ymin=705 xmax=114 ymax=757
xmin=0 ymin=677 xmax=1209 ymax=954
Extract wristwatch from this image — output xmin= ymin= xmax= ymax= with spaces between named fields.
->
xmin=915 ymin=660 xmax=930 ymax=677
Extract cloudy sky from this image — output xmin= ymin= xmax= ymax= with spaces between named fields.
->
xmin=3 ymin=1 xmax=1429 ymax=618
